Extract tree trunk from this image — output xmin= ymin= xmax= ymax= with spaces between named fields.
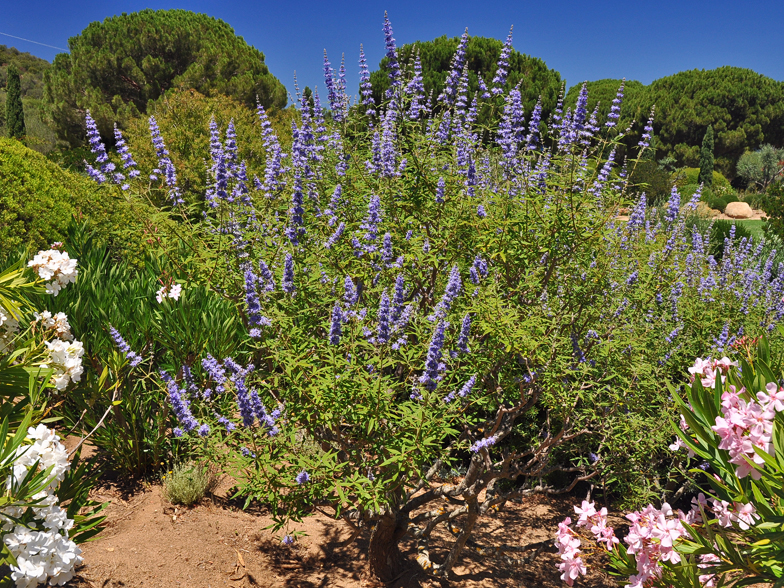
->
xmin=367 ymin=510 xmax=409 ymax=582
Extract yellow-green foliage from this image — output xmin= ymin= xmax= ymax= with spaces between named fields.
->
xmin=676 ymin=167 xmax=731 ymax=190
xmin=0 ymin=137 xmax=91 ymax=252
xmin=0 ymin=137 xmax=162 ymax=260
xmin=162 ymin=463 xmax=218 ymax=506
xmin=122 ymin=88 xmax=295 ymax=203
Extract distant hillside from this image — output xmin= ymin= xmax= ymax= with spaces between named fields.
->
xmin=564 ymin=68 xmax=784 ymax=179
xmin=0 ymin=45 xmax=50 ymax=100
xmin=1 ymin=46 xmax=56 ymax=152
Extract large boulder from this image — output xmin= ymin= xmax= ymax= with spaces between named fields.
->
xmin=724 ymin=202 xmax=753 ymax=219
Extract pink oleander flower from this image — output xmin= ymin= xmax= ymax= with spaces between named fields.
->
xmin=558 ymin=552 xmax=587 ymax=586
xmin=698 ymin=553 xmax=720 ymax=588
xmin=757 ymin=382 xmax=784 ymax=412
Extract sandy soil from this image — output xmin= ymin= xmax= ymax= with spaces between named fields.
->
xmin=66 ymin=478 xmax=619 ymax=588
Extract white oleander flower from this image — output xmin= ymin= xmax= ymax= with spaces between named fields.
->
xmin=28 ymin=250 xmax=78 ymax=297
xmin=0 ymin=425 xmax=82 ymax=587
xmin=42 ymin=339 xmax=84 ymax=391
xmin=32 ymin=311 xmax=73 ymax=341
xmin=156 ymin=283 xmax=183 ymax=303
xmin=1 ymin=308 xmax=20 ymax=355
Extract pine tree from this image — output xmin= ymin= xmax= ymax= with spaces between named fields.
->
xmin=698 ymin=125 xmax=714 ymax=188
xmin=43 ymin=9 xmax=287 ymax=146
xmin=5 ymin=64 xmax=26 ymax=139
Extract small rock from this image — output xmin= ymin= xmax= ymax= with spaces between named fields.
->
xmin=725 ymin=202 xmax=753 ymax=219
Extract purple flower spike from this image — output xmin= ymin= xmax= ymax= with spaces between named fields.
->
xmin=382 ymin=12 xmax=400 ymax=96
xmin=161 ymin=370 xmax=200 ymax=433
xmin=471 ymin=435 xmax=497 ymax=453
xmin=377 ymin=291 xmax=391 ymax=344
xmin=296 ymin=470 xmax=310 ymax=484
xmin=420 ymin=321 xmax=447 ymax=391
xmin=109 ymin=325 xmax=142 ymax=367
xmin=436 ymin=177 xmax=445 ymax=203
xmin=492 ymin=27 xmax=513 ymax=94
xmin=638 ymin=108 xmax=655 ymax=149
xmin=605 ymin=80 xmax=624 ymax=128
xmin=282 ymin=254 xmax=295 ymax=296
xmin=440 ymin=30 xmax=469 ymax=105
xmin=429 ymin=265 xmax=462 ymax=321
xmin=148 ymin=116 xmax=183 ymax=205
xmin=329 ymin=302 xmax=343 ymax=345
xmin=344 ymin=276 xmax=359 ymax=307
xmin=359 ymin=45 xmax=376 ymax=117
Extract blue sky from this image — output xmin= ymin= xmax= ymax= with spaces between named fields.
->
xmin=2 ymin=0 xmax=783 ymax=99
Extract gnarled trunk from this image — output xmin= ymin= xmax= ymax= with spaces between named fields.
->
xmin=367 ymin=510 xmax=409 ymax=582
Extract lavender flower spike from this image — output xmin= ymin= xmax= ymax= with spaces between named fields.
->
xmin=419 ymin=321 xmax=447 ymax=391
xmin=605 ymin=80 xmax=624 ymax=128
xmin=382 ymin=12 xmax=400 ymax=96
xmin=109 ymin=325 xmax=142 ymax=367
xmin=148 ymin=116 xmax=183 ymax=205
xmin=329 ymin=302 xmax=343 ymax=345
xmin=429 ymin=265 xmax=462 ymax=321
xmin=492 ymin=26 xmax=513 ymax=94
xmin=377 ymin=291 xmax=391 ymax=344
xmin=282 ymin=253 xmax=295 ymax=296
xmin=456 ymin=314 xmax=471 ymax=353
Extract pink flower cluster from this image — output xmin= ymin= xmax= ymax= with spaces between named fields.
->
xmin=555 ymin=495 xmax=758 ymax=588
xmin=687 ymin=356 xmax=736 ymax=389
xmin=712 ymin=382 xmax=784 ymax=479
xmin=623 ymin=502 xmax=690 ymax=588
xmin=554 ymin=501 xmax=618 ymax=586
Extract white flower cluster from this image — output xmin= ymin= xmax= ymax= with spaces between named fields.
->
xmin=1 ymin=308 xmax=20 ymax=355
xmin=27 ymin=250 xmax=78 ymax=297
xmin=156 ymin=283 xmax=182 ymax=303
xmin=42 ymin=339 xmax=84 ymax=391
xmin=32 ymin=311 xmax=73 ymax=341
xmin=2 ymin=425 xmax=82 ymax=587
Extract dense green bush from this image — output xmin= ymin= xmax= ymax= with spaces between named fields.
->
xmin=761 ymin=182 xmax=784 ymax=241
xmin=121 ymin=88 xmax=295 ymax=203
xmin=674 ymin=167 xmax=731 ymax=191
xmin=628 ymin=159 xmax=671 ymax=205
xmin=0 ymin=136 xmax=184 ymax=263
xmin=42 ymin=9 xmax=288 ymax=146
xmin=0 ymin=137 xmax=86 ymax=251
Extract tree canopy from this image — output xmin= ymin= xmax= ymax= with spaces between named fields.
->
xmin=43 ymin=9 xmax=288 ymax=146
xmin=369 ymin=33 xmax=562 ymax=120
xmin=565 ymin=68 xmax=784 ymax=179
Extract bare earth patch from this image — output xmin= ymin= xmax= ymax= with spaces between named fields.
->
xmin=68 ymin=479 xmax=618 ymax=588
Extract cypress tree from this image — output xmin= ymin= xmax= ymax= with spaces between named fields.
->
xmin=698 ymin=125 xmax=714 ymax=188
xmin=5 ymin=64 xmax=26 ymax=139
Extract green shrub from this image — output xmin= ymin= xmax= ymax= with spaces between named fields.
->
xmin=761 ymin=182 xmax=784 ymax=241
xmin=675 ymin=167 xmax=731 ymax=190
xmin=708 ymin=220 xmax=753 ymax=259
xmin=163 ymin=462 xmax=219 ymax=506
xmin=629 ymin=159 xmax=671 ymax=205
xmin=0 ymin=137 xmax=84 ymax=251
xmin=121 ymin=89 xmax=294 ymax=204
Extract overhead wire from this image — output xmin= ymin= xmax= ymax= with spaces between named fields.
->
xmin=0 ymin=32 xmax=68 ymax=52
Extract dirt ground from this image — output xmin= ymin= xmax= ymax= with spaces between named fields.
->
xmin=66 ymin=477 xmax=619 ymax=588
